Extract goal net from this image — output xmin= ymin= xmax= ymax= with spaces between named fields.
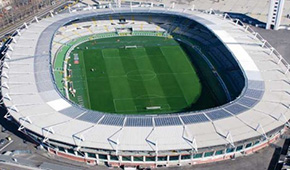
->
xmin=125 ymin=45 xmax=138 ymax=49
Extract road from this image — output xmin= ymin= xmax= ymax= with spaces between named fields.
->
xmin=0 ymin=0 xmax=72 ymax=40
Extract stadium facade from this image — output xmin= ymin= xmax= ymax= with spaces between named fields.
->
xmin=1 ymin=5 xmax=290 ymax=168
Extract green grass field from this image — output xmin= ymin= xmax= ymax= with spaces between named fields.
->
xmin=67 ymin=36 xmax=202 ymax=114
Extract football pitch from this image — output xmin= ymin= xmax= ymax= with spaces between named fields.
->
xmin=68 ymin=36 xmax=202 ymax=114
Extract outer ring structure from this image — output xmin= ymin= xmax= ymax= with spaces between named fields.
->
xmin=2 ymin=7 xmax=290 ymax=168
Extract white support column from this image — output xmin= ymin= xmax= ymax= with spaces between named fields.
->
xmin=180 ymin=117 xmax=198 ymax=152
xmin=192 ymin=138 xmax=198 ymax=152
xmin=76 ymin=146 xmax=81 ymax=151
xmin=277 ymin=112 xmax=288 ymax=123
xmin=245 ymin=25 xmax=249 ymax=32
xmin=269 ymin=47 xmax=275 ymax=55
xmin=223 ymin=13 xmax=228 ymax=20
xmin=108 ymin=126 xmax=123 ymax=156
xmin=118 ymin=0 xmax=121 ymax=8
xmin=285 ymin=64 xmax=290 ymax=74
xmin=5 ymin=53 xmax=11 ymax=60
xmin=115 ymin=139 xmax=119 ymax=155
xmin=8 ymin=44 xmax=13 ymax=51
xmin=42 ymin=127 xmax=54 ymax=142
xmin=209 ymin=8 xmax=213 ymax=14
xmin=42 ymin=137 xmax=49 ymax=143
xmin=12 ymin=37 xmax=17 ymax=43
xmin=50 ymin=11 xmax=54 ymax=17
xmin=24 ymin=22 xmax=28 ymax=29
xmin=9 ymin=105 xmax=19 ymax=112
xmin=277 ymin=55 xmax=282 ymax=64
xmin=4 ymin=93 xmax=11 ymax=101
xmin=2 ymin=82 xmax=9 ymax=89
xmin=3 ymin=62 xmax=9 ymax=69
xmin=191 ymin=4 xmax=195 ymax=11
xmin=256 ymin=123 xmax=268 ymax=140
xmin=212 ymin=121 xmax=235 ymax=147
xmin=4 ymin=111 xmax=11 ymax=119
xmin=2 ymin=72 xmax=9 ymax=79
xmin=72 ymin=133 xmax=85 ymax=148
xmin=18 ymin=124 xmax=25 ymax=131
xmin=261 ymin=39 xmax=267 ymax=48
xmin=16 ymin=29 xmax=21 ymax=36
xmin=225 ymin=132 xmax=235 ymax=147
xmin=156 ymin=141 xmax=158 ymax=155
xmin=43 ymin=127 xmax=55 ymax=134
xmin=19 ymin=116 xmax=32 ymax=124
xmin=96 ymin=154 xmax=100 ymax=164
xmin=34 ymin=16 xmax=39 ymax=23
xmin=235 ymin=19 xmax=239 ymax=25
xmin=171 ymin=2 xmax=175 ymax=9
xmin=155 ymin=141 xmax=158 ymax=164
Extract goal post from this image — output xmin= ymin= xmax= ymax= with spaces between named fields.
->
xmin=125 ymin=45 xmax=138 ymax=49
xmin=146 ymin=106 xmax=161 ymax=110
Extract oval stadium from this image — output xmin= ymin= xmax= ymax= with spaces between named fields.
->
xmin=1 ymin=2 xmax=290 ymax=169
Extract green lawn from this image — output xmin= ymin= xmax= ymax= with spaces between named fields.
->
xmin=68 ymin=36 xmax=202 ymax=114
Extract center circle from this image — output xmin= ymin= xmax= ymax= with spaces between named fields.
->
xmin=126 ymin=69 xmax=157 ymax=81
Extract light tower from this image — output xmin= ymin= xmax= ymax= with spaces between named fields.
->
xmin=266 ymin=0 xmax=285 ymax=30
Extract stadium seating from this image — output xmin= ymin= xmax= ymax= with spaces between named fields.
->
xmin=3 ymin=5 xmax=289 ymax=169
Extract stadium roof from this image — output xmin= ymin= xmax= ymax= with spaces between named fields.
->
xmin=2 ymin=7 xmax=290 ymax=151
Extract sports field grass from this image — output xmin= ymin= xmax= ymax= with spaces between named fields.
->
xmin=67 ymin=36 xmax=202 ymax=114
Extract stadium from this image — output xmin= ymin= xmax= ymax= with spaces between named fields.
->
xmin=1 ymin=2 xmax=290 ymax=169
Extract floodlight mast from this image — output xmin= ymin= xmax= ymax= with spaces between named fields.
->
xmin=266 ymin=0 xmax=285 ymax=30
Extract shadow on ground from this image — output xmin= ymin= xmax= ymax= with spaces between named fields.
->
xmin=225 ymin=12 xmax=266 ymax=28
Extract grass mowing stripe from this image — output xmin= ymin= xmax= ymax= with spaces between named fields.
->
xmin=133 ymin=48 xmax=170 ymax=110
xmin=161 ymin=46 xmax=196 ymax=73
xmin=67 ymin=50 xmax=91 ymax=108
xmin=102 ymin=48 xmax=136 ymax=113
xmin=160 ymin=46 xmax=201 ymax=105
xmin=79 ymin=51 xmax=92 ymax=109
xmin=66 ymin=36 xmax=206 ymax=114
xmin=119 ymin=48 xmax=153 ymax=111
xmin=84 ymin=49 xmax=116 ymax=112
xmin=69 ymin=64 xmax=88 ymax=107
xmin=145 ymin=47 xmax=188 ymax=109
